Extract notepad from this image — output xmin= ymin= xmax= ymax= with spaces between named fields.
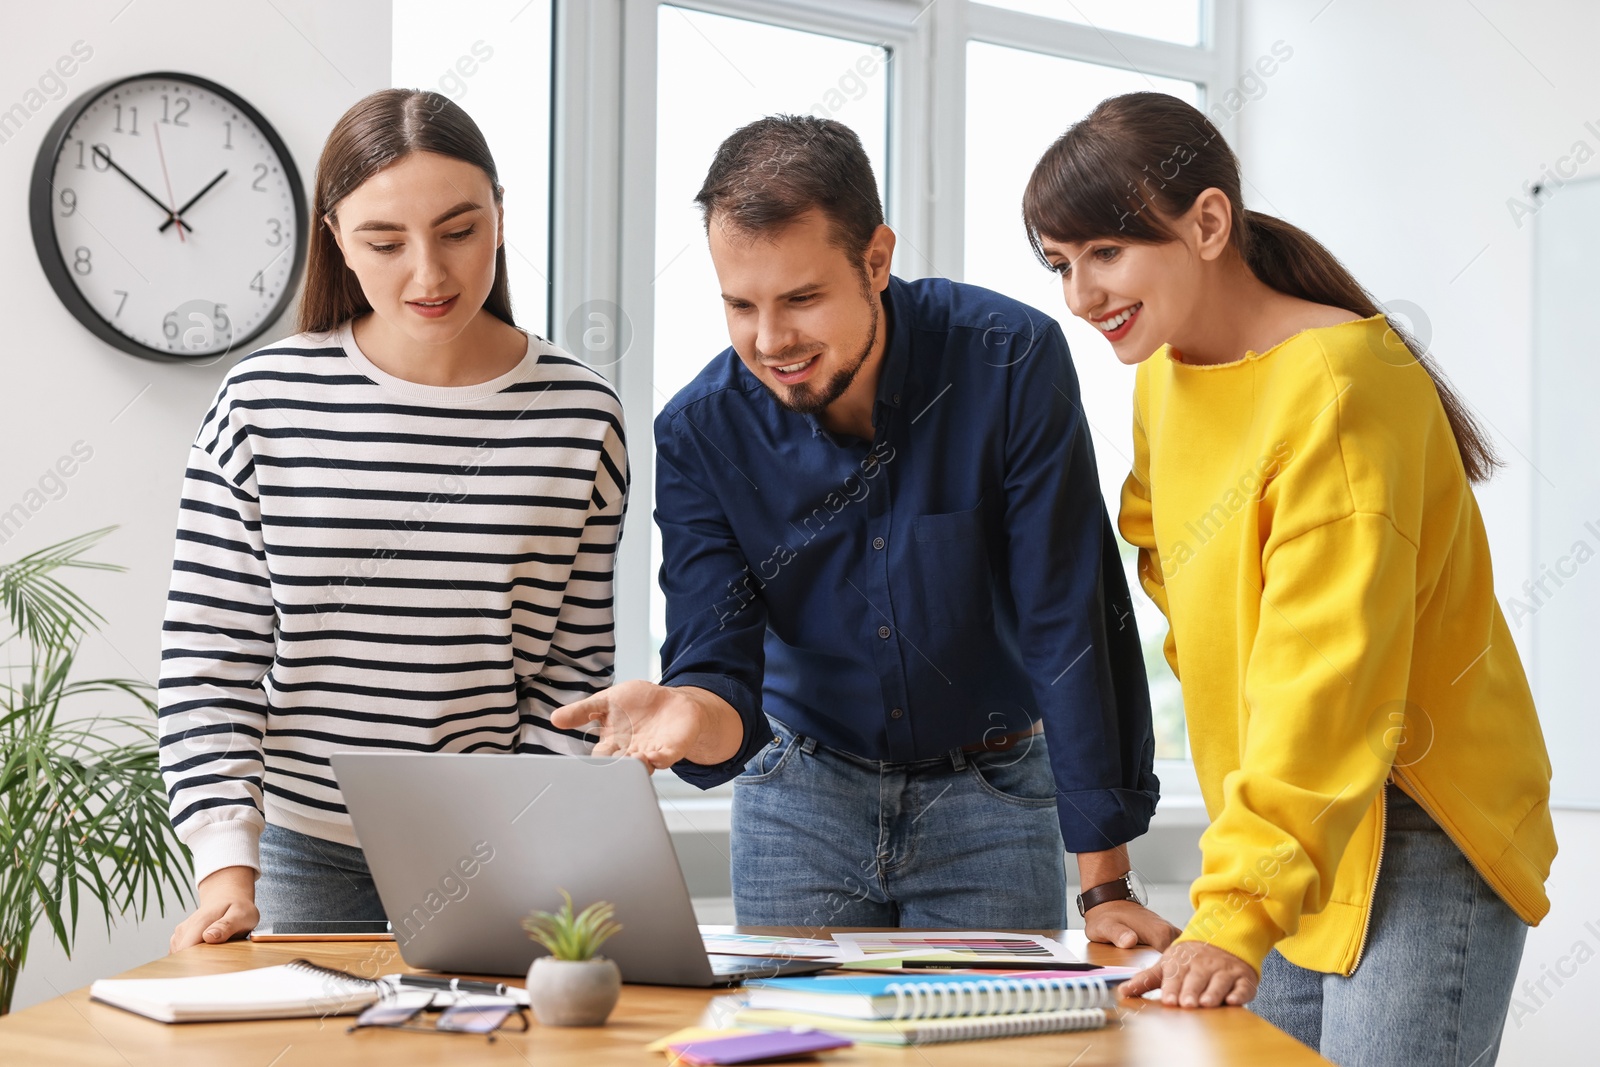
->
xmin=735 ymin=1006 xmax=1109 ymax=1045
xmin=89 ymin=958 xmax=381 ymax=1022
xmin=667 ymin=1029 xmax=853 ymax=1064
xmin=743 ymin=972 xmax=1118 ymax=1020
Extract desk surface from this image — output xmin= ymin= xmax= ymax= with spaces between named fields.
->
xmin=0 ymin=927 xmax=1330 ymax=1065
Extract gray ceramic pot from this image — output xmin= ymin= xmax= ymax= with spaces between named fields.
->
xmin=525 ymin=957 xmax=621 ymax=1026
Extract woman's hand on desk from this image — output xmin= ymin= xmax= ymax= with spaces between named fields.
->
xmin=552 ymin=681 xmax=744 ymax=771
xmin=1119 ymin=940 xmax=1258 ymax=1009
xmin=170 ymin=866 xmax=259 ymax=952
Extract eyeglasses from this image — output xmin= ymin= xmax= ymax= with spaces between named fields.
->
xmin=347 ymin=990 xmax=530 ymax=1041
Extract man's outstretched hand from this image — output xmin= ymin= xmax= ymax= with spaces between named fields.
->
xmin=551 ymin=680 xmax=744 ymax=772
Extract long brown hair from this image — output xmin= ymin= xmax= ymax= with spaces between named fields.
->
xmin=1022 ymin=92 xmax=1499 ymax=483
xmin=298 ymin=89 xmax=514 ymax=334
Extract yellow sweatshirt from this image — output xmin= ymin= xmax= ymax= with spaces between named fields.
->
xmin=1119 ymin=314 xmax=1556 ymax=976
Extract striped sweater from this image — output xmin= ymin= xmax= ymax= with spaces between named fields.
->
xmin=158 ymin=321 xmax=627 ymax=885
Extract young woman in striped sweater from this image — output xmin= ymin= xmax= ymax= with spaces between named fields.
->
xmin=1022 ymin=93 xmax=1554 ymax=1066
xmin=161 ymin=90 xmax=627 ymax=950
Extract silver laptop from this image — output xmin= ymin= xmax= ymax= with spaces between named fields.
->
xmin=330 ymin=752 xmax=833 ymax=986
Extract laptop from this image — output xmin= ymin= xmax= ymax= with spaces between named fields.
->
xmin=330 ymin=752 xmax=835 ymax=987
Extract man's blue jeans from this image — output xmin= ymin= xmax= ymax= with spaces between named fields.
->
xmin=1251 ymin=782 xmax=1529 ymax=1066
xmin=730 ymin=716 xmax=1069 ymax=929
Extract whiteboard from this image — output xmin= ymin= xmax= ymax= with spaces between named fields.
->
xmin=1532 ymin=175 xmax=1600 ymax=808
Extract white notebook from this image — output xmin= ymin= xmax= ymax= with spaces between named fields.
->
xmin=90 ymin=959 xmax=381 ymax=1023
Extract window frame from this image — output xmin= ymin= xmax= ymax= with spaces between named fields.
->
xmin=551 ymin=0 xmax=1237 ymax=797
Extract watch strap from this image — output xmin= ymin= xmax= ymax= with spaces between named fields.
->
xmin=1076 ymin=875 xmax=1135 ymax=916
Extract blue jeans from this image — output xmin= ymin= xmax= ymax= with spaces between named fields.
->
xmin=1250 ymin=782 xmax=1528 ymax=1066
xmin=255 ymin=822 xmax=388 ymax=927
xmin=730 ymin=716 xmax=1068 ymax=929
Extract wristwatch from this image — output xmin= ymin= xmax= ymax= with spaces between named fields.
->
xmin=1075 ymin=872 xmax=1147 ymax=917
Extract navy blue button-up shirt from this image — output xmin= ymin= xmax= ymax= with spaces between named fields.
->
xmin=655 ymin=275 xmax=1158 ymax=852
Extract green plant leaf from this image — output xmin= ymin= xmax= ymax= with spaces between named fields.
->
xmin=0 ymin=527 xmax=121 ymax=650
xmin=520 ymin=888 xmax=621 ymax=961
xmin=0 ymin=530 xmax=193 ymax=1014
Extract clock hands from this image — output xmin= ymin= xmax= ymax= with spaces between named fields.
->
xmin=151 ymin=120 xmax=186 ymax=243
xmin=91 ymin=145 xmax=193 ymax=234
xmin=158 ymin=169 xmax=229 ymax=233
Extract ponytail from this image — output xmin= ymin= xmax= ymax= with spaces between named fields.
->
xmin=1240 ymin=209 xmax=1499 ymax=483
xmin=1022 ymin=92 xmax=1500 ymax=483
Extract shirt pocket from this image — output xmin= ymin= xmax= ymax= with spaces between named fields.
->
xmin=908 ymin=507 xmax=995 ymax=631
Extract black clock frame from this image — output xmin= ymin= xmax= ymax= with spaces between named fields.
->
xmin=29 ymin=70 xmax=309 ymax=363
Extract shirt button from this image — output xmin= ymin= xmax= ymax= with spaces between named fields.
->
xmin=891 ymin=392 xmax=902 ymax=405
xmin=877 ymin=625 xmax=892 ymax=639
xmin=873 ymin=536 xmax=885 ymax=550
xmin=890 ymin=707 xmax=904 ymax=719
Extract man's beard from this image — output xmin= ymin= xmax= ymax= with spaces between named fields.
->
xmin=764 ymin=292 xmax=880 ymax=417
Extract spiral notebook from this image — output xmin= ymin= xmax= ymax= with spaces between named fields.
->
xmin=735 ymin=1006 xmax=1108 ymax=1045
xmin=742 ymin=971 xmax=1120 ymax=1020
xmin=89 ymin=958 xmax=381 ymax=1022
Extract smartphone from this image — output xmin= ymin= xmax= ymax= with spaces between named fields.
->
xmin=249 ymin=920 xmax=395 ymax=942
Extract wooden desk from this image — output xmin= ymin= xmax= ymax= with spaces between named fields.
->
xmin=0 ymin=928 xmax=1330 ymax=1065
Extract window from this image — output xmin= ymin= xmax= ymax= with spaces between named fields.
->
xmin=554 ymin=0 xmax=1237 ymax=788
xmin=963 ymin=44 xmax=1199 ymax=759
xmin=392 ymin=0 xmax=553 ymax=336
xmin=978 ymin=0 xmax=1203 ymax=47
xmin=648 ymin=5 xmax=890 ymax=677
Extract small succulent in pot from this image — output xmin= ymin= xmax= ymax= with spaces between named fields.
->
xmin=520 ymin=890 xmax=623 ymax=1026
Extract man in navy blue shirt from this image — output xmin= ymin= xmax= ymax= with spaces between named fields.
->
xmin=557 ymin=116 xmax=1175 ymax=944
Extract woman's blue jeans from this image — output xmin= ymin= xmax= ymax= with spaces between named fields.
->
xmin=1250 ymin=782 xmax=1528 ymax=1066
xmin=255 ymin=822 xmax=387 ymax=927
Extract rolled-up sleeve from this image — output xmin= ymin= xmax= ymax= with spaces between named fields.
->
xmin=999 ymin=322 xmax=1159 ymax=851
xmin=654 ymin=403 xmax=771 ymax=788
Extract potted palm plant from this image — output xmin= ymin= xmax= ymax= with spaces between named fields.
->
xmin=0 ymin=528 xmax=192 ymax=1014
xmin=519 ymin=889 xmax=622 ymax=1026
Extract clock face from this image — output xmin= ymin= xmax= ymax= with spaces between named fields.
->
xmin=31 ymin=73 xmax=306 ymax=361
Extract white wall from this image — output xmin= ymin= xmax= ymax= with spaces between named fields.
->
xmin=1237 ymin=2 xmax=1600 ymax=1062
xmin=2 ymin=0 xmax=391 ymax=1012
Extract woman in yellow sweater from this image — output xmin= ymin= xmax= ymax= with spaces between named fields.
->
xmin=1021 ymin=92 xmax=1555 ymax=1066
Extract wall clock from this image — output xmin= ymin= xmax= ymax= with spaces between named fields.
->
xmin=29 ymin=71 xmax=307 ymax=362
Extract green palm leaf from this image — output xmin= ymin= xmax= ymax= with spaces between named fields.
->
xmin=0 ymin=530 xmax=192 ymax=1015
xmin=0 ymin=527 xmax=120 ymax=650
